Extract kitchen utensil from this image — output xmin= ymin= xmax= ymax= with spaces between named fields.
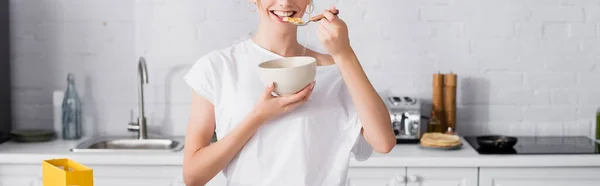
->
xmin=286 ymin=9 xmax=340 ymax=26
xmin=11 ymin=129 xmax=55 ymax=142
xmin=476 ymin=135 xmax=517 ymax=149
xmin=465 ymin=136 xmax=599 ymax=155
xmin=257 ymin=56 xmax=317 ymax=96
xmin=443 ymin=73 xmax=457 ymax=131
xmin=382 ymin=95 xmax=428 ymax=143
xmin=429 ymin=73 xmax=445 ymax=133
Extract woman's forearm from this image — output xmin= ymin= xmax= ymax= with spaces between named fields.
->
xmin=184 ymin=112 xmax=265 ymax=186
xmin=334 ymin=50 xmax=396 ymax=153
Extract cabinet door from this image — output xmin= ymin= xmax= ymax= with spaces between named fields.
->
xmin=89 ymin=165 xmax=180 ymax=186
xmin=0 ymin=177 xmax=39 ymax=186
xmin=96 ymin=178 xmax=174 ymax=186
xmin=405 ymin=167 xmax=477 ymax=186
xmin=0 ymin=164 xmax=41 ymax=186
xmin=347 ymin=167 xmax=406 ymax=186
xmin=0 ymin=163 xmax=227 ymax=186
xmin=480 ymin=167 xmax=600 ymax=186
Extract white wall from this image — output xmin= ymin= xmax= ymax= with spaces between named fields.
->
xmin=9 ymin=0 xmax=600 ymax=137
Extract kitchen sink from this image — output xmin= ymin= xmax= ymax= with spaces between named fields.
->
xmin=71 ymin=58 xmax=185 ymax=153
xmin=71 ymin=136 xmax=184 ymax=153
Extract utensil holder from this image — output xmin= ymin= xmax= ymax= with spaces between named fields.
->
xmin=42 ymin=158 xmax=93 ymax=186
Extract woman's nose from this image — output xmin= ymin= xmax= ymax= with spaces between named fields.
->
xmin=275 ymin=0 xmax=292 ymax=7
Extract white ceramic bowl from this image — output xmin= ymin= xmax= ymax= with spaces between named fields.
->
xmin=258 ymin=56 xmax=317 ymax=96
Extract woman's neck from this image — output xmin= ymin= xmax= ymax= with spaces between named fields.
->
xmin=252 ymin=25 xmax=304 ymax=57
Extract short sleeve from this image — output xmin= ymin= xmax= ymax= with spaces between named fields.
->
xmin=183 ymin=54 xmax=219 ymax=104
xmin=350 ymin=119 xmax=373 ymax=161
xmin=341 ymin=83 xmax=374 ymax=161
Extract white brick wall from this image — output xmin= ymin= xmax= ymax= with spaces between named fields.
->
xmin=531 ymin=7 xmax=585 ymax=22
xmin=9 ymin=0 xmax=600 ymax=137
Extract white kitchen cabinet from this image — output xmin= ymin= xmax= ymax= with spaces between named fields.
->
xmin=0 ymin=164 xmax=41 ymax=186
xmin=347 ymin=167 xmax=406 ymax=186
xmin=5 ymin=163 xmax=600 ymax=186
xmin=346 ymin=167 xmax=477 ymax=186
xmin=0 ymin=164 xmax=227 ymax=186
xmin=90 ymin=165 xmax=181 ymax=186
xmin=479 ymin=167 xmax=600 ymax=186
xmin=84 ymin=165 xmax=227 ymax=186
xmin=405 ymin=167 xmax=478 ymax=186
xmin=0 ymin=176 xmax=40 ymax=186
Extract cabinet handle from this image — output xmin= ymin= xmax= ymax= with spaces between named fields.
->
xmin=395 ymin=175 xmax=406 ymax=183
xmin=388 ymin=174 xmax=406 ymax=186
xmin=407 ymin=175 xmax=418 ymax=182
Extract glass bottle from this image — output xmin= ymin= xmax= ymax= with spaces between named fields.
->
xmin=595 ymin=108 xmax=600 ymax=153
xmin=62 ymin=73 xmax=82 ymax=140
xmin=596 ymin=108 xmax=600 ymax=140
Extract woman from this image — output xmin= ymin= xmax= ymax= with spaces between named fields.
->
xmin=182 ymin=0 xmax=395 ymax=185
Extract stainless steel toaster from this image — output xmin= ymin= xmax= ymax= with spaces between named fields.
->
xmin=382 ymin=95 xmax=428 ymax=143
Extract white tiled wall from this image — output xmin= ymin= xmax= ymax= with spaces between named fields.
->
xmin=9 ymin=0 xmax=600 ymax=137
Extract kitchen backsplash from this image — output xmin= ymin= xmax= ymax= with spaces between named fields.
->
xmin=9 ymin=0 xmax=600 ymax=137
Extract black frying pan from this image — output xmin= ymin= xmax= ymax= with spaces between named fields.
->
xmin=476 ymin=135 xmax=518 ymax=149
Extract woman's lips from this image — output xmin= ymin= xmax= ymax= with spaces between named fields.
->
xmin=269 ymin=10 xmax=297 ymax=23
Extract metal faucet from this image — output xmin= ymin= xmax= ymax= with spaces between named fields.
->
xmin=128 ymin=57 xmax=149 ymax=140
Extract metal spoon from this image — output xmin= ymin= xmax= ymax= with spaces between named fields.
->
xmin=287 ymin=9 xmax=340 ymax=26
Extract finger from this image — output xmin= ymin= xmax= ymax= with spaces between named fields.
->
xmin=283 ymin=86 xmax=314 ymax=111
xmin=319 ymin=23 xmax=333 ymax=37
xmin=262 ymin=82 xmax=275 ymax=99
xmin=318 ymin=11 xmax=331 ymax=25
xmin=303 ymin=83 xmax=315 ymax=101
xmin=320 ymin=17 xmax=335 ymax=31
xmin=317 ymin=26 xmax=331 ymax=41
xmin=317 ymin=28 xmax=328 ymax=41
xmin=329 ymin=5 xmax=336 ymax=11
xmin=322 ymin=10 xmax=337 ymax=22
xmin=279 ymin=82 xmax=315 ymax=105
xmin=283 ymin=97 xmax=307 ymax=112
xmin=288 ymin=82 xmax=314 ymax=102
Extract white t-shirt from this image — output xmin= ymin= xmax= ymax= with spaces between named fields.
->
xmin=183 ymin=39 xmax=373 ymax=186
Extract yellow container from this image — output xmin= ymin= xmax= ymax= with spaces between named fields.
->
xmin=42 ymin=158 xmax=93 ymax=186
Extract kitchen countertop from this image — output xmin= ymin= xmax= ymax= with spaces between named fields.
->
xmin=1 ymin=137 xmax=600 ymax=167
xmin=0 ymin=136 xmax=185 ymax=166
